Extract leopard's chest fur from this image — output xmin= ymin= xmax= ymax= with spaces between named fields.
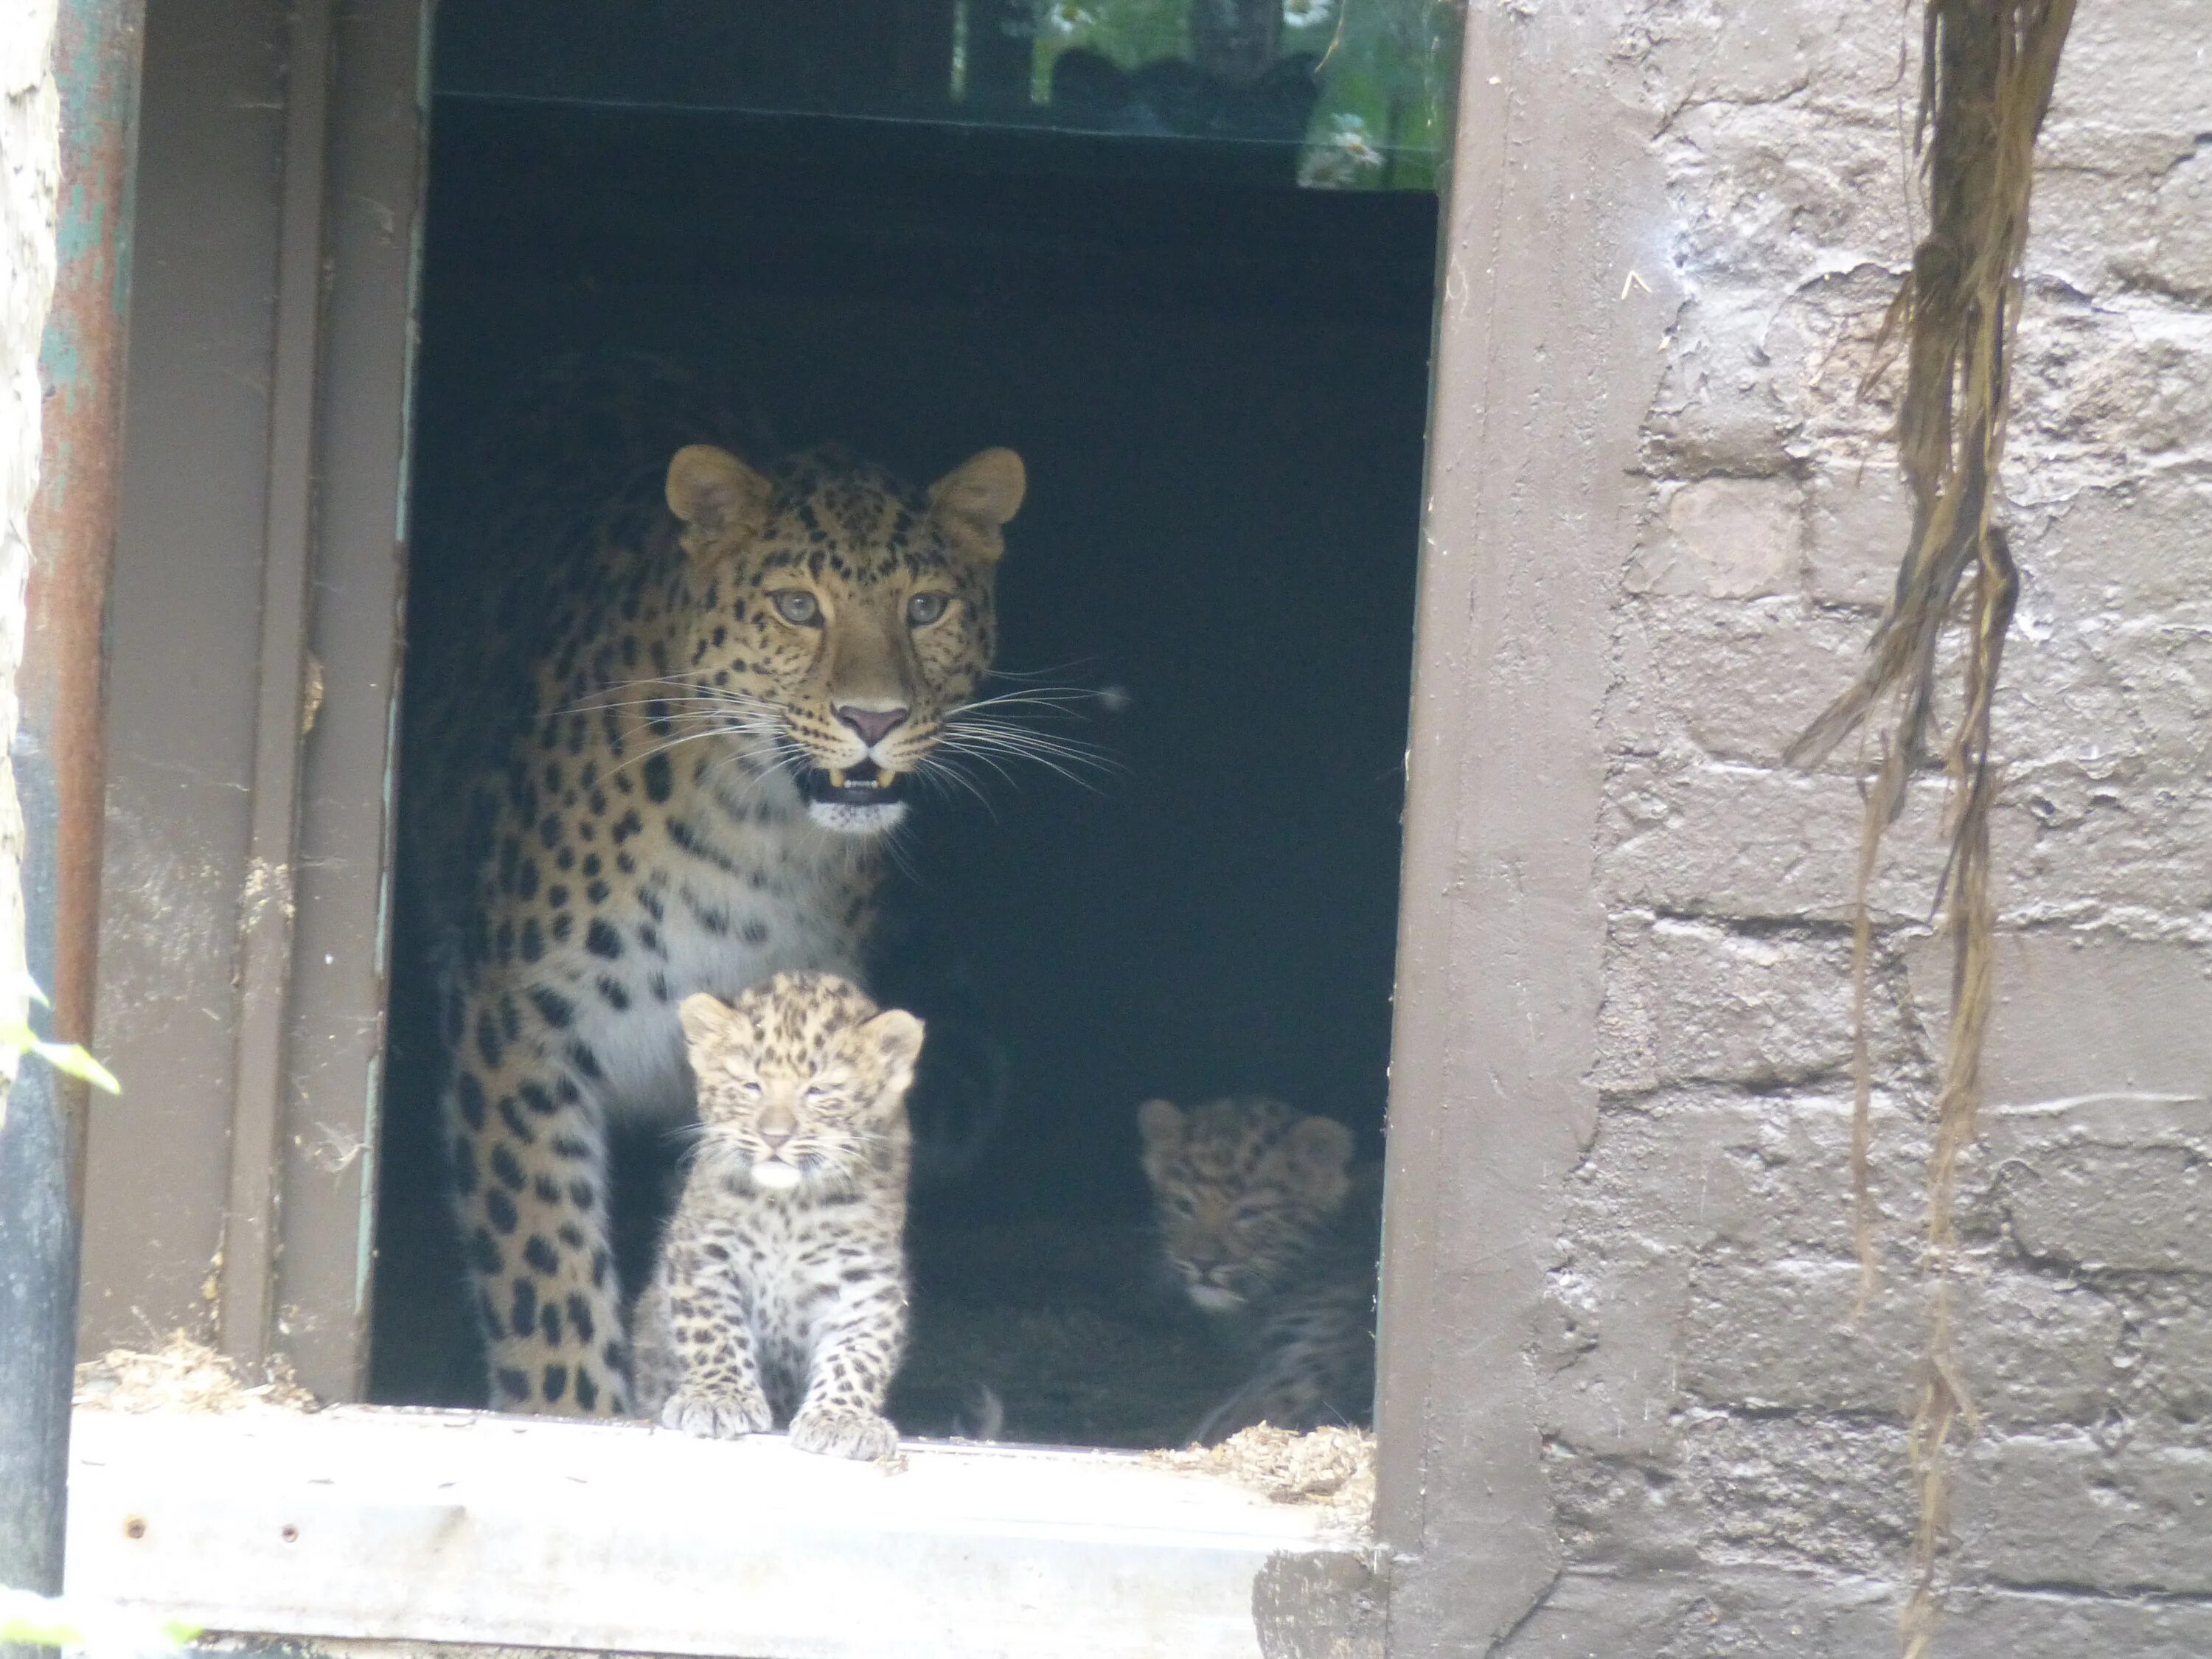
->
xmin=633 ymin=1165 xmax=909 ymax=1422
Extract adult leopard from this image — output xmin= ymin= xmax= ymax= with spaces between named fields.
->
xmin=406 ymin=380 xmax=1023 ymax=1416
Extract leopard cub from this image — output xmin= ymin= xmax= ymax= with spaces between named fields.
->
xmin=632 ymin=972 xmax=923 ymax=1459
xmin=1138 ymin=1095 xmax=1380 ymax=1444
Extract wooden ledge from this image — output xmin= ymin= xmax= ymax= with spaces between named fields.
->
xmin=66 ymin=1405 xmax=1378 ymax=1658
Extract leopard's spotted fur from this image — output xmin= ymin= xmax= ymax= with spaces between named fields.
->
xmin=631 ymin=973 xmax=919 ymax=1459
xmin=407 ymin=372 xmax=1022 ymax=1416
xmin=1137 ymin=1095 xmax=1380 ymax=1444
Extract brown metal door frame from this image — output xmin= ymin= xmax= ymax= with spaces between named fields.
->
xmin=83 ymin=0 xmax=425 ymax=1400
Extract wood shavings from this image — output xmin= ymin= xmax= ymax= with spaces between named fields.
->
xmin=74 ymin=1330 xmax=318 ymax=1414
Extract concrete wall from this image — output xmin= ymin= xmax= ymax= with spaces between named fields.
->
xmin=1483 ymin=1 xmax=2212 ymax=1650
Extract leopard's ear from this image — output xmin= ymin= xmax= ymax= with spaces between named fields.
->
xmin=678 ymin=992 xmax=743 ymax=1050
xmin=666 ymin=445 xmax=774 ymax=565
xmin=1135 ymin=1098 xmax=1183 ymax=1150
xmin=928 ymin=448 xmax=1026 ymax=563
xmin=1135 ymin=1098 xmax=1184 ymax=1187
xmin=858 ymin=1009 xmax=926 ymax=1096
xmin=1284 ymin=1114 xmax=1355 ymax=1208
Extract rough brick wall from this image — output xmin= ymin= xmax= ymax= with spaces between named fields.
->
xmin=1504 ymin=2 xmax=2212 ymax=1651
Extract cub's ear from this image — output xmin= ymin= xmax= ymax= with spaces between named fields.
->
xmin=1136 ymin=1099 xmax=1183 ymax=1187
xmin=666 ymin=445 xmax=775 ymax=564
xmin=677 ymin=992 xmax=742 ymax=1050
xmin=1284 ymin=1115 xmax=1355 ymax=1208
xmin=928 ymin=448 xmax=1026 ymax=563
xmin=1135 ymin=1098 xmax=1183 ymax=1150
xmin=858 ymin=1008 xmax=927 ymax=1095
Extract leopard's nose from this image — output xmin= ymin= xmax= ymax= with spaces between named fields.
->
xmin=835 ymin=704 xmax=910 ymax=747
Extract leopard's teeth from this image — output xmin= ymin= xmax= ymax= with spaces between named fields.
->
xmin=827 ymin=768 xmax=848 ymax=789
xmin=877 ymin=770 xmax=899 ymax=787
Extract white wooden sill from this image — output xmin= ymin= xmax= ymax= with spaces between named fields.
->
xmin=65 ymin=1405 xmax=1377 ymax=1658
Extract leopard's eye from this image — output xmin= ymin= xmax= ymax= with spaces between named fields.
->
xmin=771 ymin=590 xmax=822 ymax=627
xmin=905 ymin=591 xmax=950 ymax=627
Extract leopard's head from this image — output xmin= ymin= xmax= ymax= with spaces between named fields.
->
xmin=1136 ymin=1096 xmax=1355 ymax=1312
xmin=663 ymin=442 xmax=1024 ymax=835
xmin=678 ymin=973 xmax=924 ymax=1193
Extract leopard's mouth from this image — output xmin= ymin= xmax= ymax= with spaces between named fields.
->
xmin=799 ymin=759 xmax=911 ymax=808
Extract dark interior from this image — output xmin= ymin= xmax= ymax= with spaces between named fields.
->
xmin=371 ymin=4 xmax=1438 ymax=1446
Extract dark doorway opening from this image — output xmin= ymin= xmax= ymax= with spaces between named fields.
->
xmin=372 ymin=5 xmax=1436 ymax=1447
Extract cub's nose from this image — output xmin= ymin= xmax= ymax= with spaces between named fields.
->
xmin=835 ymin=705 xmax=911 ymax=747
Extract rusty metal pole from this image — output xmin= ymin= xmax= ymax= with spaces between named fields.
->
xmin=0 ymin=0 xmax=146 ymax=1624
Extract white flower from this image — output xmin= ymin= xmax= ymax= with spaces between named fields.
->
xmin=1041 ymin=1 xmax=1097 ymax=37
xmin=1329 ymin=113 xmax=1386 ymax=171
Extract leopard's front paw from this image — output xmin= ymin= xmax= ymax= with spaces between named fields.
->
xmin=789 ymin=1402 xmax=898 ymax=1461
xmin=661 ymin=1385 xmax=773 ymax=1439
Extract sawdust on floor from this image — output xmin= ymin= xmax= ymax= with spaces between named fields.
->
xmin=1150 ymin=1423 xmax=1377 ymax=1523
xmin=74 ymin=1331 xmax=318 ymax=1414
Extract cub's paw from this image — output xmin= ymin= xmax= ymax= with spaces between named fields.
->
xmin=661 ymin=1385 xmax=773 ymax=1439
xmin=789 ymin=1403 xmax=899 ymax=1461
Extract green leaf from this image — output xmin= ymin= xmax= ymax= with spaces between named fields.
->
xmin=34 ymin=1040 xmax=121 ymax=1094
xmin=0 ymin=1024 xmax=122 ymax=1094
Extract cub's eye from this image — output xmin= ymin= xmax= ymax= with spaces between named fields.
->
xmin=905 ymin=591 xmax=951 ymax=627
xmin=771 ymin=591 xmax=822 ymax=627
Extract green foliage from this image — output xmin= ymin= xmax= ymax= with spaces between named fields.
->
xmin=1015 ymin=0 xmax=1455 ymax=190
xmin=0 ymin=976 xmax=120 ymax=1094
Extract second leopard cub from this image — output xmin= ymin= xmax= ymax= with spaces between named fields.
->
xmin=633 ymin=972 xmax=922 ymax=1459
xmin=1138 ymin=1095 xmax=1380 ymax=1444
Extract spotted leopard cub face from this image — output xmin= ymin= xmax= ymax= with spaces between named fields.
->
xmin=678 ymin=971 xmax=923 ymax=1193
xmin=631 ymin=973 xmax=922 ymax=1460
xmin=1136 ymin=1095 xmax=1356 ymax=1313
xmin=663 ymin=442 xmax=1026 ymax=835
xmin=1138 ymin=1095 xmax=1378 ymax=1443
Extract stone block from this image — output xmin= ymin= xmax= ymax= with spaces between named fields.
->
xmin=2023 ymin=479 xmax=2212 ymax=619
xmin=1548 ymin=1413 xmax=1913 ymax=1576
xmin=1982 ymin=1110 xmax=2212 ymax=1283
xmin=1542 ymin=1091 xmax=1935 ymax=1453
xmin=2006 ymin=300 xmax=2212 ymax=504
xmin=1945 ymin=1588 xmax=2212 ymax=1659
xmin=1500 ymin=1568 xmax=2212 ymax=1659
xmin=2123 ymin=142 xmax=2212 ymax=302
xmin=1660 ymin=100 xmax=1915 ymax=283
xmin=1957 ymin=1434 xmax=2212 ymax=1595
xmin=2128 ymin=1285 xmax=2212 ymax=1425
xmin=1679 ymin=1259 xmax=2128 ymax=1427
xmin=1628 ymin=478 xmax=1804 ymax=600
xmin=1991 ymin=765 xmax=2212 ymax=925
xmin=1596 ymin=757 xmax=1947 ymax=922
xmin=1606 ymin=596 xmax=1874 ymax=767
xmin=1905 ymin=934 xmax=2212 ymax=1109
xmin=1804 ymin=461 xmax=1910 ymax=608
xmin=2039 ymin=0 xmax=2212 ymax=170
xmin=1495 ymin=1566 xmax=1897 ymax=1658
xmin=1596 ymin=916 xmax=1913 ymax=1095
xmin=1644 ymin=290 xmax=1805 ymax=477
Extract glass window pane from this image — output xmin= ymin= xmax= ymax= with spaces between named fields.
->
xmin=434 ymin=0 xmax=1456 ymax=190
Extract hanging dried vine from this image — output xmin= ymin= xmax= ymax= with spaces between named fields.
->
xmin=1783 ymin=1 xmax=2076 ymax=1651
